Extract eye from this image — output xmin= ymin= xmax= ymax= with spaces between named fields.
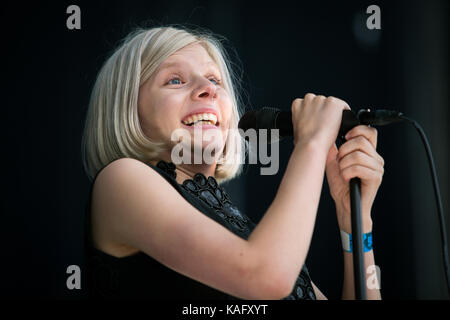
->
xmin=167 ymin=77 xmax=183 ymax=85
xmin=208 ymin=77 xmax=222 ymax=86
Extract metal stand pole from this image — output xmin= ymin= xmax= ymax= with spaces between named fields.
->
xmin=349 ymin=178 xmax=366 ymax=300
xmin=340 ymin=109 xmax=366 ymax=300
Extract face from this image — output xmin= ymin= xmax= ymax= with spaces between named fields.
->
xmin=138 ymin=43 xmax=232 ymax=164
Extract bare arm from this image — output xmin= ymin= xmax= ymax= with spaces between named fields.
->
xmin=93 ymin=142 xmax=326 ymax=300
xmin=247 ymin=142 xmax=328 ymax=296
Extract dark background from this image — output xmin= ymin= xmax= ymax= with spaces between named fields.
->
xmin=1 ymin=0 xmax=449 ymax=299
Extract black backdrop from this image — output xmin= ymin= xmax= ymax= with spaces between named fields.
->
xmin=1 ymin=0 xmax=449 ymax=299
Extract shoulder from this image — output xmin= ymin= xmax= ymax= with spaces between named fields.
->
xmin=92 ymin=157 xmax=172 ymax=219
xmin=90 ymin=158 xmax=169 ymax=257
xmin=96 ymin=158 xmax=153 ymax=182
xmin=92 ymin=158 xmax=166 ymax=207
xmin=94 ymin=158 xmax=166 ymax=194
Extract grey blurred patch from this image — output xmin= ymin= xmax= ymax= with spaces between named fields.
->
xmin=353 ymin=12 xmax=382 ymax=52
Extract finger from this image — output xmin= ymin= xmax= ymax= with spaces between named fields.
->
xmin=291 ymin=98 xmax=303 ymax=111
xmin=325 ymin=96 xmax=351 ymax=111
xmin=303 ymin=93 xmax=316 ymax=102
xmin=341 ymin=165 xmax=384 ymax=184
xmin=338 ymin=136 xmax=384 ymax=165
xmin=339 ymin=150 xmax=384 ymax=174
xmin=345 ymin=125 xmax=378 ymax=149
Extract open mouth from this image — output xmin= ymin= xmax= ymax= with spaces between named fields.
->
xmin=181 ymin=113 xmax=219 ymax=127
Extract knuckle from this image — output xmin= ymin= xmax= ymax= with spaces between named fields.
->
xmin=327 ymin=96 xmax=349 ymax=109
xmin=341 ymin=99 xmax=350 ymax=109
xmin=292 ymin=98 xmax=302 ymax=110
xmin=304 ymin=93 xmax=316 ymax=100
xmin=327 ymin=96 xmax=338 ymax=104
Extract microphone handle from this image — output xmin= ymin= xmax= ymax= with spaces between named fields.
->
xmin=271 ymin=109 xmax=359 ymax=140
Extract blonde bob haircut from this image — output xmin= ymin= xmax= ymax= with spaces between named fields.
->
xmin=81 ymin=25 xmax=246 ymax=184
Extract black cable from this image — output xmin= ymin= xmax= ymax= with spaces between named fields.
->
xmin=399 ymin=115 xmax=450 ymax=296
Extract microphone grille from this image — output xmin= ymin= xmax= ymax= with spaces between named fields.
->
xmin=238 ymin=107 xmax=279 ymax=130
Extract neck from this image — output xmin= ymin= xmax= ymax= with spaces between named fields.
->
xmin=149 ymin=152 xmax=217 ymax=185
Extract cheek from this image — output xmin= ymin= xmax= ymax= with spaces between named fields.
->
xmin=139 ymin=92 xmax=183 ymax=140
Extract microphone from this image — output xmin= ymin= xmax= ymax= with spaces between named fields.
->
xmin=238 ymin=107 xmax=404 ymax=143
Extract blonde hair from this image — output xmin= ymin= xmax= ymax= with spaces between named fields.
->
xmin=81 ymin=25 xmax=246 ymax=184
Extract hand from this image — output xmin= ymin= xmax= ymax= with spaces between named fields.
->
xmin=291 ymin=94 xmax=350 ymax=151
xmin=325 ymin=125 xmax=384 ymax=233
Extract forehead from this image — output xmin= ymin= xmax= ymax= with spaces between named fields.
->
xmin=159 ymin=43 xmax=219 ymax=71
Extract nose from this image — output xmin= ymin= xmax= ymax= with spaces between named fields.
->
xmin=192 ymin=77 xmax=218 ymax=103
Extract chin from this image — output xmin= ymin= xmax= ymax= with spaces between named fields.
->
xmin=169 ymin=137 xmax=225 ymax=166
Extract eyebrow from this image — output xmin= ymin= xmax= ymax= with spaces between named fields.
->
xmin=158 ymin=60 xmax=220 ymax=73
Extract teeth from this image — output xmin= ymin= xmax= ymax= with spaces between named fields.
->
xmin=182 ymin=113 xmax=218 ymax=126
xmin=193 ymin=120 xmax=213 ymax=126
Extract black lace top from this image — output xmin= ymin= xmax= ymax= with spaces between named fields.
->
xmin=84 ymin=159 xmax=316 ymax=300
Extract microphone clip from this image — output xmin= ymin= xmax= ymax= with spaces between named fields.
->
xmin=338 ymin=108 xmax=404 ymax=142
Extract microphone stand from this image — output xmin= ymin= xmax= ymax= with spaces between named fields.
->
xmin=340 ymin=110 xmax=367 ymax=300
xmin=349 ymin=178 xmax=366 ymax=300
